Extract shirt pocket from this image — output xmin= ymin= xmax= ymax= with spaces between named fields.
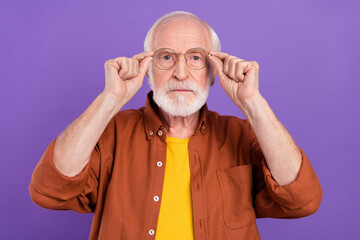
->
xmin=216 ymin=164 xmax=256 ymax=229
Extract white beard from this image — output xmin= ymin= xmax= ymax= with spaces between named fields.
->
xmin=148 ymin=67 xmax=210 ymax=117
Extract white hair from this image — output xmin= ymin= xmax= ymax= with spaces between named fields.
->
xmin=144 ymin=11 xmax=221 ymax=52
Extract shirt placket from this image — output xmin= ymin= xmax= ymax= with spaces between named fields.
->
xmin=143 ymin=129 xmax=167 ymax=239
xmin=189 ymin=134 xmax=207 ymax=240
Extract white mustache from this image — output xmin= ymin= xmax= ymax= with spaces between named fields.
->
xmin=163 ymin=79 xmax=201 ymax=92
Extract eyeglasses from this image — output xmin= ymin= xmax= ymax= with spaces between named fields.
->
xmin=152 ymin=48 xmax=210 ymax=70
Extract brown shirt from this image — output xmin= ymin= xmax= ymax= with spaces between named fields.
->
xmin=29 ymin=92 xmax=322 ymax=240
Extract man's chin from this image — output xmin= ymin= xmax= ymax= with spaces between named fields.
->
xmin=152 ymin=86 xmax=209 ymax=117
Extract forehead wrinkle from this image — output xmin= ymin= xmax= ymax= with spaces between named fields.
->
xmin=152 ymin=18 xmax=212 ymax=52
xmin=155 ymin=36 xmax=206 ymax=53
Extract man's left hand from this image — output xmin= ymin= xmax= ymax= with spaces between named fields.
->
xmin=209 ymin=51 xmax=261 ymax=109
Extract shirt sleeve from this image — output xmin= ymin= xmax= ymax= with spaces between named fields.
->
xmin=29 ymin=139 xmax=100 ymax=213
xmin=249 ymin=126 xmax=323 ymax=219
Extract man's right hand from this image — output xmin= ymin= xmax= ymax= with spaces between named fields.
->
xmin=103 ymin=51 xmax=153 ymax=105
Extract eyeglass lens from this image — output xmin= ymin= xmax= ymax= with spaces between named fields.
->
xmin=153 ymin=48 xmax=208 ymax=70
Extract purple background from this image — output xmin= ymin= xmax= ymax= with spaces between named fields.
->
xmin=1 ymin=0 xmax=359 ymax=239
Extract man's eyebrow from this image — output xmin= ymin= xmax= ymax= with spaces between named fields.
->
xmin=159 ymin=47 xmax=207 ymax=53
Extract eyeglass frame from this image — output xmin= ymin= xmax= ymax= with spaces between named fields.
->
xmin=151 ymin=47 xmax=212 ymax=70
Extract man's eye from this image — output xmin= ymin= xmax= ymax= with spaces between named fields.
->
xmin=163 ymin=55 xmax=172 ymax=60
xmin=192 ymin=55 xmax=201 ymax=61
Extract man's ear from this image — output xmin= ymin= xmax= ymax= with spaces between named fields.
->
xmin=146 ymin=67 xmax=151 ymax=83
xmin=210 ymin=70 xmax=216 ymax=86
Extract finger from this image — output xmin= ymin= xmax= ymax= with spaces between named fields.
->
xmin=124 ymin=59 xmax=138 ymax=80
xmin=104 ymin=59 xmax=122 ymax=81
xmin=235 ymin=61 xmax=245 ymax=81
xmin=118 ymin=59 xmax=129 ymax=79
xmin=132 ymin=51 xmax=154 ymax=61
xmin=130 ymin=59 xmax=138 ymax=78
xmin=228 ymin=58 xmax=240 ymax=81
xmin=223 ymin=56 xmax=237 ymax=76
xmin=243 ymin=61 xmax=260 ymax=80
xmin=133 ymin=59 xmax=139 ymax=77
xmin=209 ymin=50 xmax=229 ymax=61
xmin=138 ymin=56 xmax=153 ymax=77
xmin=209 ymin=55 xmax=226 ymax=79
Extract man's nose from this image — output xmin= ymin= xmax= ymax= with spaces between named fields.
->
xmin=173 ymin=55 xmax=189 ymax=81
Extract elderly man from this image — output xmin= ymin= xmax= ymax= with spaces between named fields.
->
xmin=30 ymin=11 xmax=322 ymax=240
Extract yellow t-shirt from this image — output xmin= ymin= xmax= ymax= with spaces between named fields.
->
xmin=155 ymin=137 xmax=194 ymax=240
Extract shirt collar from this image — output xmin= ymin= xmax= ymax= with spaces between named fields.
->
xmin=144 ymin=91 xmax=208 ymax=140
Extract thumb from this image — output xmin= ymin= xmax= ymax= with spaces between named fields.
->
xmin=209 ymin=56 xmax=226 ymax=80
xmin=138 ymin=56 xmax=153 ymax=77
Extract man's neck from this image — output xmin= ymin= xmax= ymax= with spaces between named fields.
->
xmin=157 ymin=107 xmax=200 ymax=139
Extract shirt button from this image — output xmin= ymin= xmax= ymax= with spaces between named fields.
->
xmin=157 ymin=161 xmax=162 ymax=167
xmin=157 ymin=130 xmax=163 ymax=136
xmin=202 ymin=125 xmax=205 ymax=130
xmin=153 ymin=196 xmax=159 ymax=202
xmin=149 ymin=131 xmax=154 ymax=136
xmin=149 ymin=229 xmax=155 ymax=236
